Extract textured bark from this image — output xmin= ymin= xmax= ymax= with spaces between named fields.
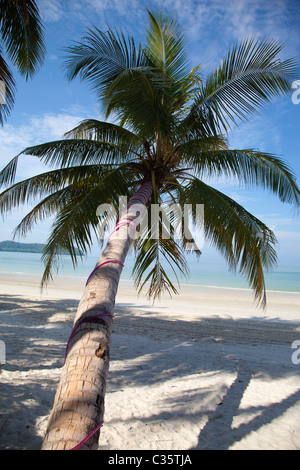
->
xmin=41 ymin=181 xmax=152 ymax=450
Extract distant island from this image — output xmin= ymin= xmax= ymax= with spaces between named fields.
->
xmin=0 ymin=241 xmax=83 ymax=255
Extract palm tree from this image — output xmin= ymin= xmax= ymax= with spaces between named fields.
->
xmin=0 ymin=0 xmax=45 ymax=124
xmin=1 ymin=10 xmax=299 ymax=450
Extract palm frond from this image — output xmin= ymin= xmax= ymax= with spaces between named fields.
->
xmin=0 ymin=154 xmax=20 ymax=187
xmin=0 ymin=0 xmax=45 ymax=79
xmin=65 ymin=119 xmax=139 ymax=143
xmin=0 ymin=50 xmax=16 ymax=125
xmin=0 ymin=164 xmax=137 ymax=273
xmin=180 ymin=147 xmax=300 ymax=207
xmin=181 ymin=178 xmax=278 ymax=307
xmin=144 ymin=9 xmax=190 ymax=82
xmin=63 ymin=26 xmax=147 ymax=105
xmin=63 ymin=24 xmax=176 ymax=140
xmin=187 ymin=37 xmax=298 ymax=134
xmin=20 ymin=138 xmax=138 ymax=168
xmin=0 ymin=123 xmax=142 ymax=189
xmin=132 ymin=200 xmax=189 ymax=300
xmin=0 ymin=164 xmax=117 ymax=213
xmin=143 ymin=9 xmax=198 ymax=132
xmin=64 ymin=119 xmax=144 ymax=158
xmin=38 ymin=167 xmax=133 ymax=285
xmin=13 ymin=188 xmax=70 ymax=239
xmin=104 ymin=67 xmax=173 ymax=140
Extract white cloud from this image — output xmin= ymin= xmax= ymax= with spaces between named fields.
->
xmin=228 ymin=191 xmax=261 ymax=204
xmin=276 ymin=230 xmax=300 ymax=240
xmin=0 ymin=113 xmax=86 ymax=180
xmin=150 ymin=0 xmax=300 ymax=67
xmin=227 ymin=114 xmax=283 ymax=154
xmin=49 ymin=54 xmax=59 ymax=61
xmin=261 ymin=216 xmax=300 ymax=232
xmin=39 ymin=0 xmax=65 ymax=22
xmin=39 ymin=0 xmax=145 ymax=30
xmin=38 ymin=0 xmax=300 ymax=72
xmin=29 ymin=113 xmax=83 ymax=141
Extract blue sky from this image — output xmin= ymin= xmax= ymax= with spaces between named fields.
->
xmin=0 ymin=0 xmax=299 ymax=267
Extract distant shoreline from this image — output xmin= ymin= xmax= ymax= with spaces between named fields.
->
xmin=0 ymin=240 xmax=46 ymax=254
xmin=0 ymin=240 xmax=82 ymax=255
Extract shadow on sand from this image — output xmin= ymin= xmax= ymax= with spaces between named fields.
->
xmin=0 ymin=294 xmax=299 ymax=450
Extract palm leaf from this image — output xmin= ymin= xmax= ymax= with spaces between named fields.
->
xmin=144 ymin=9 xmax=190 ymax=84
xmin=105 ymin=67 xmax=173 ymax=140
xmin=181 ymin=178 xmax=278 ymax=307
xmin=0 ymin=122 xmax=142 ymax=189
xmin=0 ymin=50 xmax=16 ymax=125
xmin=0 ymin=163 xmax=137 ymax=284
xmin=132 ymin=200 xmax=189 ymax=299
xmin=63 ymin=26 xmax=147 ymax=106
xmin=180 ymin=146 xmax=300 ymax=207
xmin=65 ymin=118 xmax=153 ymax=161
xmin=20 ymin=138 xmax=138 ymax=168
xmin=0 ymin=0 xmax=45 ymax=79
xmin=181 ymin=36 xmax=298 ymax=141
xmin=63 ymin=23 xmax=176 ymax=140
xmin=13 ymin=188 xmax=71 ymax=239
xmin=38 ymin=168 xmax=133 ymax=285
xmin=0 ymin=153 xmax=20 ymax=188
xmin=0 ymin=164 xmax=118 ymax=212
xmin=65 ymin=119 xmax=141 ymax=145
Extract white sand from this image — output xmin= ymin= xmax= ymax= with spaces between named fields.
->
xmin=0 ymin=272 xmax=300 ymax=450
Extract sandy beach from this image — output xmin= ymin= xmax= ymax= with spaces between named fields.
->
xmin=0 ymin=272 xmax=300 ymax=450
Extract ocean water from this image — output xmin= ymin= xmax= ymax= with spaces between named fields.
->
xmin=0 ymin=250 xmax=299 ymax=294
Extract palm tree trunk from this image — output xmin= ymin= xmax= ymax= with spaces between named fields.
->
xmin=41 ymin=181 xmax=152 ymax=450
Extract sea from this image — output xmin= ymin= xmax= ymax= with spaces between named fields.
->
xmin=0 ymin=250 xmax=299 ymax=294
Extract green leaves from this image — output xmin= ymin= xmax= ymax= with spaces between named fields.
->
xmin=143 ymin=9 xmax=198 ymax=136
xmin=0 ymin=49 xmax=16 ymax=125
xmin=40 ymin=164 xmax=133 ymax=285
xmin=0 ymin=0 xmax=45 ymax=124
xmin=64 ymin=27 xmax=147 ymax=108
xmin=0 ymin=164 xmax=117 ymax=213
xmin=190 ymin=37 xmax=298 ymax=133
xmin=132 ymin=206 xmax=189 ymax=299
xmin=20 ymin=138 xmax=137 ymax=168
xmin=181 ymin=178 xmax=278 ymax=307
xmin=63 ymin=11 xmax=196 ymax=142
xmin=0 ymin=163 xmax=133 ymax=285
xmin=144 ymin=9 xmax=190 ymax=85
xmin=0 ymin=0 xmax=45 ymax=79
xmin=180 ymin=146 xmax=300 ymax=207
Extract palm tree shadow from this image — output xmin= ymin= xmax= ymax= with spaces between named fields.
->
xmin=193 ymin=365 xmax=300 ymax=450
xmin=193 ymin=366 xmax=252 ymax=449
